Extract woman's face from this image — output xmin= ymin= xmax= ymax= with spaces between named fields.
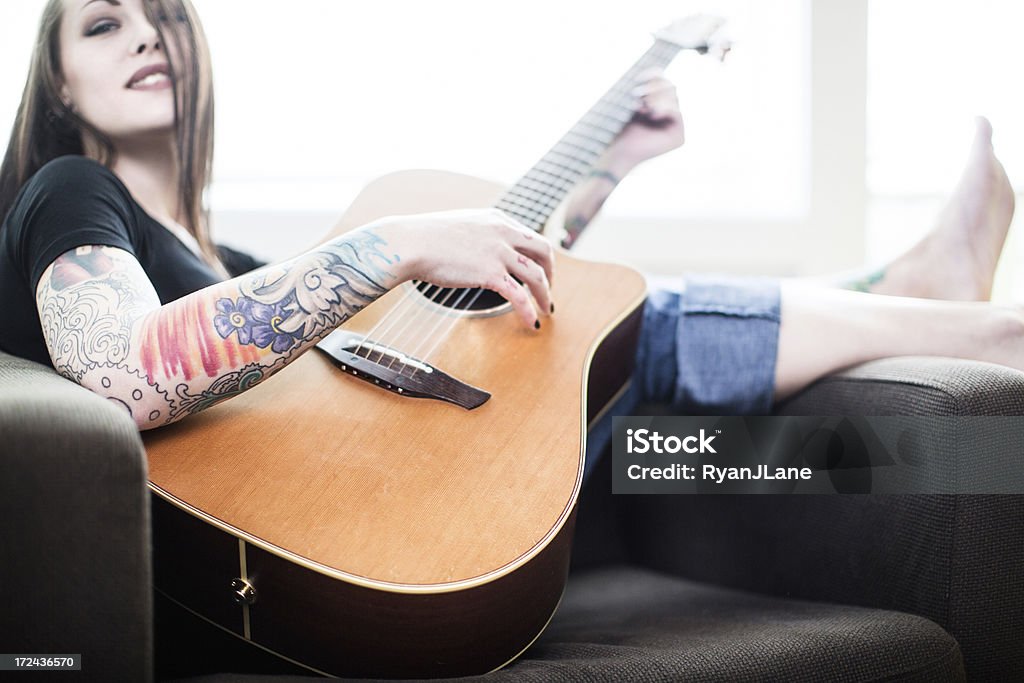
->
xmin=59 ymin=0 xmax=183 ymax=143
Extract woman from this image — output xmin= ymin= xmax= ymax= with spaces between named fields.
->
xmin=0 ymin=0 xmax=1020 ymax=458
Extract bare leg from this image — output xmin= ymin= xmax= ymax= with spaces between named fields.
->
xmin=831 ymin=117 xmax=1015 ymax=300
xmin=774 ymin=281 xmax=1023 ymax=401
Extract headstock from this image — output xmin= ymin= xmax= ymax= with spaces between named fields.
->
xmin=653 ymin=14 xmax=731 ymax=61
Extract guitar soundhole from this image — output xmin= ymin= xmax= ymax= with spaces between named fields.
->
xmin=413 ymin=282 xmax=508 ymax=313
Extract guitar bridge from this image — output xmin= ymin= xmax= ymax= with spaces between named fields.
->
xmin=315 ymin=330 xmax=490 ymax=410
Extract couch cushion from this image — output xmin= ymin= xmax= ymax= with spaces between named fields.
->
xmin=0 ymin=351 xmax=152 ymax=683
xmin=165 ymin=565 xmax=963 ymax=682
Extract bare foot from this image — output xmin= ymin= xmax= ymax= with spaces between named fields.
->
xmin=870 ymin=117 xmax=1016 ymax=301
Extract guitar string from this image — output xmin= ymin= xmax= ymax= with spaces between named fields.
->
xmin=370 ymin=283 xmax=449 ymax=365
xmin=397 ymin=284 xmax=478 ymax=376
xmin=384 ymin=283 xmax=470 ymax=372
xmin=352 ymin=39 xmax=681 ymax=380
xmin=404 ymin=41 xmax=683 ymax=378
xmin=404 ymin=41 xmax=682 ymax=376
xmin=353 ymin=282 xmax=437 ymax=364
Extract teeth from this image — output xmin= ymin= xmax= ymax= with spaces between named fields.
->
xmin=131 ymin=72 xmax=168 ymax=88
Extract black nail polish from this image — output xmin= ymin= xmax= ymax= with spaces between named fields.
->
xmin=534 ymin=320 xmax=541 ymax=330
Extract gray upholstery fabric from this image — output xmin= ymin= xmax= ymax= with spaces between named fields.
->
xmin=610 ymin=357 xmax=1024 ymax=681
xmin=776 ymin=356 xmax=1024 ymax=416
xmin=0 ymin=351 xmax=153 ymax=683
xmin=778 ymin=357 xmax=1024 ymax=681
xmin=4 ymin=348 xmax=1020 ymax=682
xmin=623 ymin=495 xmax=1022 ymax=681
xmin=167 ymin=566 xmax=964 ymax=683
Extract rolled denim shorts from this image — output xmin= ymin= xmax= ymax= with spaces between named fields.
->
xmin=585 ymin=274 xmax=782 ymax=482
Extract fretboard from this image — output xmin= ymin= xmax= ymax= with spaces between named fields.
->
xmin=493 ymin=38 xmax=684 ymax=232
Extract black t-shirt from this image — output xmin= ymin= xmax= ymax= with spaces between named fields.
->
xmin=0 ymin=155 xmax=265 ymax=366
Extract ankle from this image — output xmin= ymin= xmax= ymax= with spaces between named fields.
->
xmin=987 ymin=305 xmax=1024 ymax=360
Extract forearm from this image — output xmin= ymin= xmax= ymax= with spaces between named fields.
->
xmin=39 ymin=225 xmax=402 ymax=430
xmin=560 ymin=155 xmax=633 ymax=249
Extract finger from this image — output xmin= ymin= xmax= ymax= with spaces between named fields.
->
xmin=506 ymin=248 xmax=552 ymax=318
xmin=493 ymin=271 xmax=540 ymax=330
xmin=632 ymin=77 xmax=676 ymax=99
xmin=498 ymin=215 xmax=555 ymax=286
xmin=644 ymin=100 xmax=682 ymax=126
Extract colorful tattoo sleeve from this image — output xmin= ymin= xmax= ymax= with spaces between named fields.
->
xmin=35 ymin=229 xmax=398 ymax=429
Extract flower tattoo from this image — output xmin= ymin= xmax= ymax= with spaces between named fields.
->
xmin=214 ymin=296 xmax=299 ymax=353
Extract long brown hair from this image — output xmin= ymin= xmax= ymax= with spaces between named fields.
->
xmin=0 ymin=0 xmax=222 ymax=273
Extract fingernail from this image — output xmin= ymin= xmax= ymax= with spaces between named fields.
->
xmin=550 ymin=302 xmax=555 ymax=314
xmin=534 ymin=320 xmax=541 ymax=330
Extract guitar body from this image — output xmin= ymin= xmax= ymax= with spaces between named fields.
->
xmin=144 ymin=170 xmax=648 ymax=677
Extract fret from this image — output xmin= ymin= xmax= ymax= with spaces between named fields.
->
xmin=521 ymin=175 xmax=572 ymax=199
xmin=528 ymin=165 xmax=583 ymax=189
xmin=542 ymin=149 xmax=591 ymax=173
xmin=551 ymin=140 xmax=603 ymax=162
xmin=497 ymin=194 xmax=545 ymax=217
xmin=572 ymin=119 xmax=621 ymax=140
xmin=517 ymin=178 xmax=563 ymax=201
xmin=533 ymin=159 xmax=583 ymax=180
xmin=557 ymin=133 xmax=607 ymax=157
xmin=589 ymin=105 xmax=633 ymax=125
xmin=508 ymin=188 xmax=560 ymax=211
xmin=523 ymin=170 xmax=571 ymax=191
xmin=500 ymin=181 xmax=569 ymax=226
xmin=490 ymin=39 xmax=688 ymax=231
xmin=493 ymin=200 xmax=548 ymax=227
xmin=566 ymin=125 xmax=616 ymax=145
xmin=512 ymin=188 xmax=561 ymax=211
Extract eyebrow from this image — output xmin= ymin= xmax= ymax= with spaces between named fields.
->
xmin=82 ymin=0 xmax=121 ymax=9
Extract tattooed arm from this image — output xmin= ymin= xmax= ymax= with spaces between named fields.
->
xmin=35 ymin=210 xmax=553 ymax=430
xmin=560 ymin=73 xmax=686 ymax=249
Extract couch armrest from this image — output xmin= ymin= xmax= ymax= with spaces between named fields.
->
xmin=0 ymin=351 xmax=152 ymax=683
xmin=621 ymin=358 xmax=1024 ymax=680
xmin=775 ymin=356 xmax=1024 ymax=416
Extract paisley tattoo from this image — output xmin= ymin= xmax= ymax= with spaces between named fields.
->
xmin=36 ymin=231 xmax=399 ymax=429
xmin=38 ymin=247 xmax=158 ymax=381
xmin=170 ymin=362 xmax=271 ymax=418
xmin=238 ymin=229 xmax=395 ymax=339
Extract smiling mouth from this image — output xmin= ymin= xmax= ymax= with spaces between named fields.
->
xmin=128 ymin=72 xmax=172 ymax=90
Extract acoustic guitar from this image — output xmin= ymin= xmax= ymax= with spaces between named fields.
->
xmin=144 ymin=16 xmax=727 ymax=678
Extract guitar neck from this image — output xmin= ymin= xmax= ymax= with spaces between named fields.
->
xmin=493 ymin=38 xmax=684 ymax=232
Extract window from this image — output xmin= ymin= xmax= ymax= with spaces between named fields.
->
xmin=1 ymin=1 xmax=812 ymax=270
xmin=865 ymin=0 xmax=1024 ymax=298
xmin=197 ymin=0 xmax=810 ymax=220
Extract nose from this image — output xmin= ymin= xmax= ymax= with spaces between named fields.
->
xmin=133 ymin=20 xmax=162 ymax=55
xmin=136 ymin=37 xmax=161 ymax=55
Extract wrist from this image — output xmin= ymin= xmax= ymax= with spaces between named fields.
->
xmin=334 ymin=218 xmax=415 ymax=285
xmin=594 ymin=153 xmax=639 ymax=182
xmin=587 ymin=168 xmax=622 ymax=185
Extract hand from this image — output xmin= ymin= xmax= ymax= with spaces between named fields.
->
xmin=376 ymin=208 xmax=554 ymax=329
xmin=602 ymin=70 xmax=685 ymax=176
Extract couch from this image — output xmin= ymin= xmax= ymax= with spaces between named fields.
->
xmin=2 ymin=349 xmax=1023 ymax=682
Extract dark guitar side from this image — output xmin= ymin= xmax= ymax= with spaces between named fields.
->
xmin=152 ymin=493 xmax=580 ymax=678
xmin=143 ymin=170 xmax=647 ymax=677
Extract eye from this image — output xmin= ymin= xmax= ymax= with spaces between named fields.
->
xmin=85 ymin=20 xmax=119 ymax=37
xmin=155 ymin=11 xmax=188 ymax=24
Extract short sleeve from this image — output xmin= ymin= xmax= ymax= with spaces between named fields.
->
xmin=8 ymin=155 xmax=137 ymax=293
xmin=217 ymin=244 xmax=267 ymax=277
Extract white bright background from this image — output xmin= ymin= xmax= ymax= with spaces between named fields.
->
xmin=866 ymin=0 xmax=1024 ymax=302
xmin=2 ymin=1 xmax=1023 ymax=296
